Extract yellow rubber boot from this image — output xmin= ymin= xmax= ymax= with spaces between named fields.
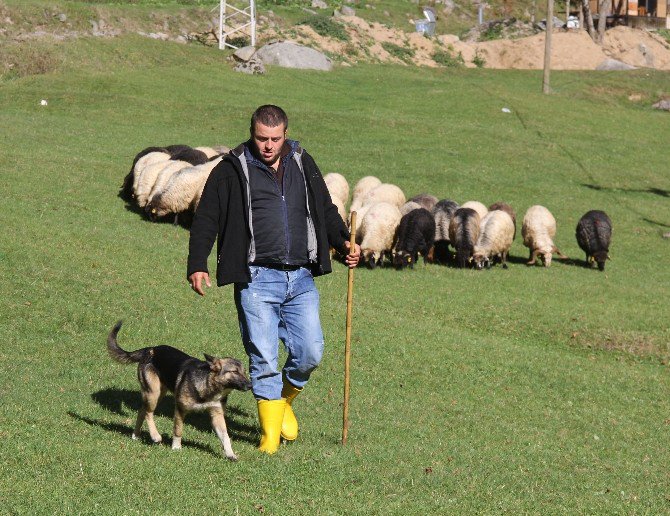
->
xmin=281 ymin=382 xmax=302 ymax=441
xmin=257 ymin=399 xmax=286 ymax=454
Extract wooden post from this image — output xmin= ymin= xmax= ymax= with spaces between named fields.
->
xmin=543 ymin=0 xmax=554 ymax=94
xmin=342 ymin=212 xmax=357 ymax=445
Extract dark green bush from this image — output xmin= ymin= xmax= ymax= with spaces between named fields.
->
xmin=381 ymin=41 xmax=414 ymax=63
xmin=299 ymin=14 xmax=350 ymax=41
xmin=432 ymin=48 xmax=464 ymax=68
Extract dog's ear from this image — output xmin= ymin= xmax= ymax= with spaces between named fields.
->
xmin=204 ymin=354 xmax=222 ymax=372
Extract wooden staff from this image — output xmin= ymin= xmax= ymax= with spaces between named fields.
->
xmin=342 ymin=211 xmax=357 ymax=445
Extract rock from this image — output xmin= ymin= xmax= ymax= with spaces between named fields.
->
xmin=255 ymin=41 xmax=333 ymax=71
xmin=384 ymin=10 xmax=391 ymax=16
xmin=234 ymin=45 xmax=257 ymax=62
xmin=58 ymin=13 xmax=67 ymax=23
xmin=638 ymin=43 xmax=655 ymax=67
xmin=596 ymin=58 xmax=636 ymax=71
xmin=341 ymin=5 xmax=356 ymax=15
xmin=652 ymin=99 xmax=670 ymax=111
xmin=663 ymin=232 xmax=670 ymax=238
xmin=234 ymin=57 xmax=265 ymax=75
xmin=174 ymin=35 xmax=188 ymax=44
xmin=312 ymin=0 xmax=328 ymax=8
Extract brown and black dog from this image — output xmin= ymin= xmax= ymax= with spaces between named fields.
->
xmin=107 ymin=321 xmax=251 ymax=461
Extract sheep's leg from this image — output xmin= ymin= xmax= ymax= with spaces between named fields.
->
xmin=553 ymin=246 xmax=568 ymax=259
xmin=527 ymin=249 xmax=538 ymax=265
xmin=425 ymin=245 xmax=435 ymax=264
xmin=501 ymin=251 xmax=508 ymax=269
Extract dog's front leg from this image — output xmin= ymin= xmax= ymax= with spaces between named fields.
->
xmin=172 ymin=407 xmax=185 ymax=450
xmin=210 ymin=406 xmax=237 ymax=461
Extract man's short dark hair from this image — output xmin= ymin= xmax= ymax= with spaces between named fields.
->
xmin=250 ymin=105 xmax=288 ymax=133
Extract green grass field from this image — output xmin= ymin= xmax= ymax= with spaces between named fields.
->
xmin=1 ymin=32 xmax=669 ymax=513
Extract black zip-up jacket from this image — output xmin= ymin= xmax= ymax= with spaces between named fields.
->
xmin=187 ymin=144 xmax=350 ymax=286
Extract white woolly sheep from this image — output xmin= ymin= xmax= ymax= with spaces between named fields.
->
xmin=134 ymin=159 xmax=175 ymax=208
xmin=400 ymin=201 xmax=422 ymax=216
xmin=360 ymin=183 xmax=406 ymax=209
xmin=472 ymin=210 xmax=515 ymax=269
xmin=145 ymin=160 xmax=192 ymax=207
xmin=488 ymin=201 xmax=517 ymax=240
xmin=522 ymin=205 xmax=567 ymax=267
xmin=146 ymin=157 xmax=223 ymax=220
xmin=409 ymin=193 xmax=439 ymax=212
xmin=324 ymin=173 xmax=350 ymax=205
xmin=332 ymin=195 xmax=347 ymax=224
xmin=350 ymin=176 xmax=382 ymax=213
xmin=130 ymin=151 xmax=170 ymax=198
xmin=461 ymin=200 xmax=488 ymax=221
xmin=357 ymin=202 xmax=402 ymax=268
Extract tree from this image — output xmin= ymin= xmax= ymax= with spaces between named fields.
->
xmin=581 ymin=0 xmax=597 ymax=42
xmin=597 ymin=0 xmax=608 ymax=43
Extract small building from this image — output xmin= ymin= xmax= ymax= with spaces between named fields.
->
xmin=588 ymin=0 xmax=670 ymax=28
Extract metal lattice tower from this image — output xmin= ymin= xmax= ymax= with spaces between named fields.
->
xmin=218 ymin=0 xmax=256 ymax=50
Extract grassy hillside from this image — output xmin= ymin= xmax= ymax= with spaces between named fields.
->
xmin=1 ymin=32 xmax=669 ymax=513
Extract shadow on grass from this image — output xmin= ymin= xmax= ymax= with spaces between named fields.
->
xmin=643 ymin=218 xmax=670 ymax=228
xmin=118 ymin=190 xmax=193 ymax=230
xmin=89 ymin=388 xmax=257 ymax=445
xmin=67 ymin=412 xmax=221 ymax=457
xmin=582 ymin=183 xmax=670 ymax=198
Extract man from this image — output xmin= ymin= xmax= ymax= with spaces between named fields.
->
xmin=187 ymin=105 xmax=360 ymax=454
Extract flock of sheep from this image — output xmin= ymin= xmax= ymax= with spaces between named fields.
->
xmin=120 ymin=144 xmax=230 ymax=221
xmin=120 ymin=147 xmax=612 ymax=271
xmin=324 ymin=173 xmax=613 ymax=271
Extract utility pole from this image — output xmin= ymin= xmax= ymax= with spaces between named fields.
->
xmin=542 ymin=0 xmax=554 ymax=94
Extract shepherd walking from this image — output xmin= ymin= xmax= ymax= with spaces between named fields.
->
xmin=187 ymin=105 xmax=360 ymax=454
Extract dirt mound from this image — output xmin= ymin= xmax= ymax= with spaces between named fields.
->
xmin=455 ymin=30 xmax=609 ymax=69
xmin=603 ymin=26 xmax=670 ymax=69
xmin=286 ymin=16 xmax=670 ymax=70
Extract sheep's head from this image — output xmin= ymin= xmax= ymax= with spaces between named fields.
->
xmin=392 ymin=250 xmax=413 ymax=270
xmin=362 ymin=249 xmax=380 ymax=269
xmin=472 ymin=252 xmax=489 ymax=270
xmin=145 ymin=198 xmax=169 ymax=222
xmin=593 ymin=250 xmax=609 ymax=271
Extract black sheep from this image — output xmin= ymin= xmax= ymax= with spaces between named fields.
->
xmin=392 ymin=208 xmax=436 ymax=269
xmin=169 ymin=147 xmax=209 ymax=166
xmin=576 ymin=210 xmax=612 ymax=271
xmin=448 ymin=207 xmax=480 ymax=268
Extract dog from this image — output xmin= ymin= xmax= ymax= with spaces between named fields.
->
xmin=107 ymin=321 xmax=251 ymax=460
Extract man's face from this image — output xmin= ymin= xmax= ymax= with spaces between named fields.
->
xmin=251 ymin=122 xmax=286 ymax=167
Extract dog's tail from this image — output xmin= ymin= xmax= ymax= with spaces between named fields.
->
xmin=107 ymin=321 xmax=148 ymax=364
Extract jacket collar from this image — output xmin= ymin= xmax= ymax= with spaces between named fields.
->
xmin=241 ymin=139 xmax=301 ymax=173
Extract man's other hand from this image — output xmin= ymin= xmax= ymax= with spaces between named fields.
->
xmin=188 ymin=271 xmax=211 ymax=296
xmin=343 ymin=241 xmax=361 ymax=269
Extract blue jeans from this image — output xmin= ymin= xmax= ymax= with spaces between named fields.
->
xmin=234 ymin=266 xmax=325 ymax=400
